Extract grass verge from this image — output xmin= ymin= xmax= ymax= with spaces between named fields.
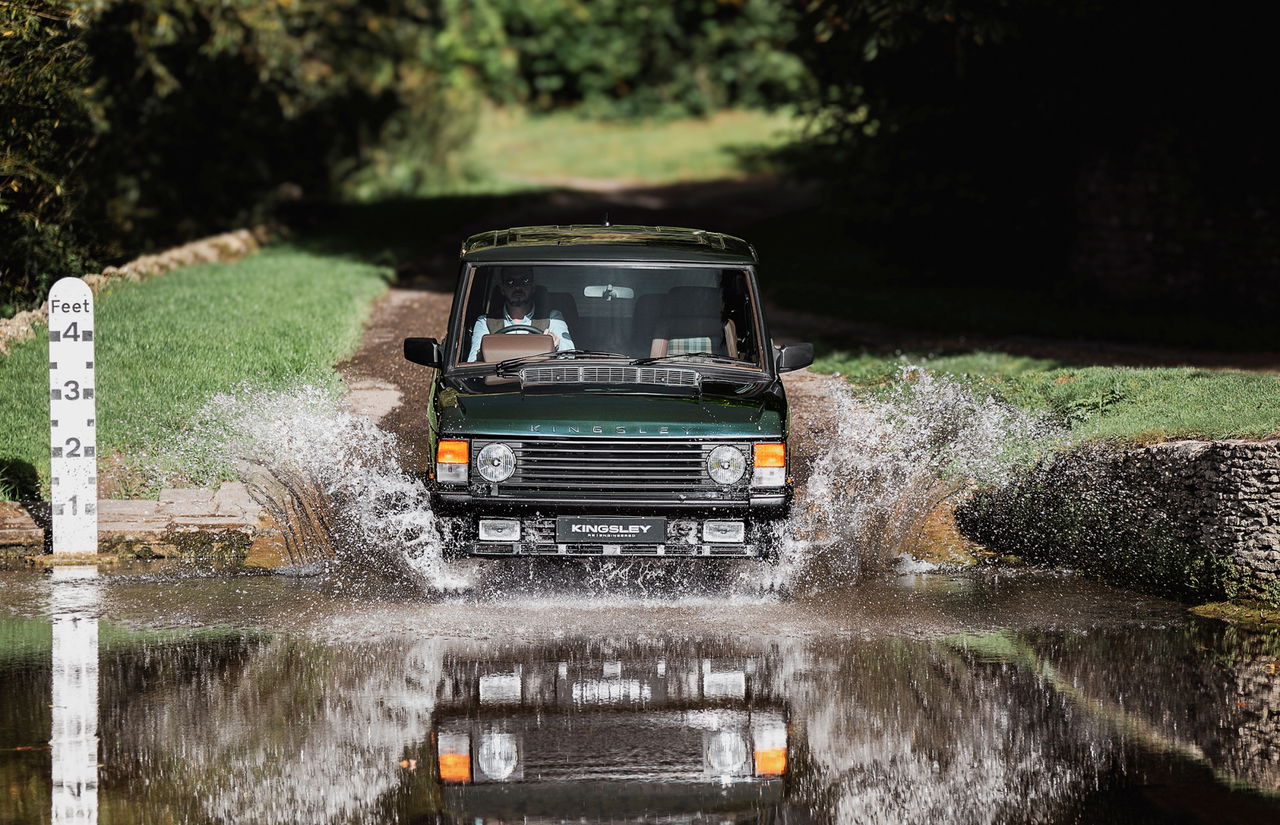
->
xmin=0 ymin=246 xmax=389 ymax=499
xmin=1191 ymin=602 xmax=1280 ymax=631
xmin=812 ymin=347 xmax=1280 ymax=442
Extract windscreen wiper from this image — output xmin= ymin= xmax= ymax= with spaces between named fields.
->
xmin=631 ymin=352 xmax=755 ymax=366
xmin=496 ymin=349 xmax=630 ymax=374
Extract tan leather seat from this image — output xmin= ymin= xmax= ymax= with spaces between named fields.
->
xmin=649 ymin=286 xmax=735 ymax=358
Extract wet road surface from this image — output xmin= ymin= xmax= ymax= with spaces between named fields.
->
xmin=3 ymin=565 xmax=1280 ymax=824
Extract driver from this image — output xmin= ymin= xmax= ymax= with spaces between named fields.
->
xmin=467 ymin=266 xmax=575 ymax=361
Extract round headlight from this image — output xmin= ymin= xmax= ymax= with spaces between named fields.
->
xmin=706 ymin=445 xmax=746 ymax=485
xmin=478 ymin=732 xmax=519 ymax=781
xmin=706 ymin=730 xmax=748 ymax=774
xmin=476 ymin=443 xmax=515 ymax=482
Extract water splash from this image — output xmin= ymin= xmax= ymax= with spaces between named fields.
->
xmin=162 ymin=383 xmax=466 ymax=591
xmin=158 ymin=371 xmax=1059 ymax=600
xmin=754 ymin=368 xmax=1064 ymax=596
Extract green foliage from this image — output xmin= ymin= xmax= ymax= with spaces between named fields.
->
xmin=0 ymin=246 xmax=388 ymax=498
xmin=2 ymin=0 xmax=811 ymax=314
xmin=0 ymin=2 xmax=98 ymax=315
xmin=1191 ymin=601 xmax=1280 ymax=631
xmin=493 ymin=0 xmax=811 ymax=118
xmin=0 ymin=0 xmax=506 ymax=315
xmin=786 ymin=0 xmax=1062 ymax=223
xmin=746 ymin=205 xmax=1280 ymax=353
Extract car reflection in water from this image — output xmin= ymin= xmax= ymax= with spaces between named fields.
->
xmin=431 ymin=649 xmax=790 ymax=823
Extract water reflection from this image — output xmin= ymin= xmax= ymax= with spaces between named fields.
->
xmin=93 ymin=629 xmax=1280 ymax=822
xmin=3 ymin=575 xmax=1280 ymax=824
xmin=434 ymin=645 xmax=788 ymax=821
xmin=49 ymin=566 xmax=100 ymax=825
xmin=100 ymin=636 xmax=445 ymax=825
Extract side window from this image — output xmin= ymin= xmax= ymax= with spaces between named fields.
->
xmin=453 ymin=269 xmax=494 ymax=363
xmin=721 ymin=270 xmax=760 ymax=364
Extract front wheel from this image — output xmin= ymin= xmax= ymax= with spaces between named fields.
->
xmin=752 ymin=521 xmax=787 ymax=563
xmin=434 ymin=515 xmax=471 ymax=560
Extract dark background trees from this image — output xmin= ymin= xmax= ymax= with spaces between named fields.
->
xmin=4 ymin=0 xmax=1277 ymax=340
xmin=789 ymin=0 xmax=1280 ymax=327
xmin=1 ymin=0 xmax=805 ymax=314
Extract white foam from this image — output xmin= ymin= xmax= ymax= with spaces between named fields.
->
xmin=161 ymin=382 xmax=468 ymax=591
xmin=157 ymin=370 xmax=1060 ymax=598
xmin=745 ymin=367 xmax=1063 ymax=596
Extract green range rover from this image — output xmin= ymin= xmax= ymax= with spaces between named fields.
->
xmin=403 ymin=224 xmax=812 ymax=559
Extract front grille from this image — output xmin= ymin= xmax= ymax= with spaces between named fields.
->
xmin=478 ymin=438 xmax=749 ymax=502
xmin=520 ymin=365 xmax=700 ymax=389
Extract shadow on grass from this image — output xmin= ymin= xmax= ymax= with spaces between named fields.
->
xmin=281 ymin=182 xmax=1280 ymax=356
xmin=281 ymin=192 xmax=544 ymax=289
xmin=744 ymin=204 xmax=1280 ymax=355
xmin=0 ymin=459 xmax=39 ymax=502
xmin=283 ymin=180 xmax=808 ymax=287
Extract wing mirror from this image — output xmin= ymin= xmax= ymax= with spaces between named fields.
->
xmin=404 ymin=337 xmax=443 ymax=368
xmin=775 ymin=342 xmax=814 ymax=373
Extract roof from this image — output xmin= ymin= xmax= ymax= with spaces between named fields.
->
xmin=460 ymin=225 xmax=758 ymax=265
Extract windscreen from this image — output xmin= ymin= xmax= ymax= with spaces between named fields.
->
xmin=451 ymin=264 xmax=763 ymax=367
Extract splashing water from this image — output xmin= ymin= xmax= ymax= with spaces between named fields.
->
xmin=162 ymin=383 xmax=467 ymax=592
xmin=751 ymin=368 xmax=1064 ymax=596
xmin=158 ymin=371 xmax=1059 ymax=599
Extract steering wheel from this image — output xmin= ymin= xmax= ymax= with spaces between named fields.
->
xmin=494 ymin=324 xmax=546 ymax=334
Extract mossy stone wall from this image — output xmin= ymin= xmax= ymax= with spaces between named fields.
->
xmin=957 ymin=440 xmax=1280 ymax=603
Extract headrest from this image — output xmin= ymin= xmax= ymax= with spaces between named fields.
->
xmin=664 ymin=286 xmax=723 ymax=318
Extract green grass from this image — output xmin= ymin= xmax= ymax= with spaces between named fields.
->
xmin=470 ymin=107 xmax=796 ymax=184
xmin=813 ymin=347 xmax=1280 ymax=441
xmin=1192 ymin=601 xmax=1280 ymax=630
xmin=347 ymin=107 xmax=800 ymax=199
xmin=0 ymin=246 xmax=389 ymax=499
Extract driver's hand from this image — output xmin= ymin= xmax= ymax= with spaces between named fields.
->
xmin=550 ymin=331 xmax=561 ymax=348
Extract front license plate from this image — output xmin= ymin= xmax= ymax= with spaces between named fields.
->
xmin=556 ymin=516 xmax=666 ymax=544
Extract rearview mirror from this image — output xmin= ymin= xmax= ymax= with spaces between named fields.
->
xmin=404 ymin=337 xmax=443 ymax=368
xmin=775 ymin=342 xmax=814 ymax=373
xmin=583 ymin=284 xmax=634 ymax=300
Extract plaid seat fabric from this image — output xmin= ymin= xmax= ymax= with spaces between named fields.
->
xmin=667 ymin=337 xmax=713 ymax=355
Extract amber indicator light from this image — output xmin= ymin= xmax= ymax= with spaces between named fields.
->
xmin=438 ymin=752 xmax=471 ymax=783
xmin=754 ymin=748 xmax=787 ymax=776
xmin=436 ymin=439 xmax=470 ymax=465
xmin=753 ymin=443 xmax=786 ymax=468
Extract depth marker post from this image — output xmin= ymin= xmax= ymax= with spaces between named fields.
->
xmin=48 ymin=278 xmax=98 ymax=554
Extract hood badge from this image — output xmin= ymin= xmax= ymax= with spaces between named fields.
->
xmin=529 ymin=424 xmax=691 ymax=434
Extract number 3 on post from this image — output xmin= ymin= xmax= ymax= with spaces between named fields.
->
xmin=48 ymin=278 xmax=97 ymax=554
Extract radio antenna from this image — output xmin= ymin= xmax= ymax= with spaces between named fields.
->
xmin=602 ymin=213 xmax=611 ymax=227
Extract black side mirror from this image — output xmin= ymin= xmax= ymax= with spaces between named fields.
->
xmin=404 ymin=337 xmax=443 ymax=368
xmin=775 ymin=342 xmax=814 ymax=373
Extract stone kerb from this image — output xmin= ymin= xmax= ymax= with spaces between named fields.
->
xmin=0 ymin=227 xmax=266 ymax=355
xmin=0 ymin=482 xmax=267 ymax=565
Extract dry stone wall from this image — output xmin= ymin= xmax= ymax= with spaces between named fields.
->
xmin=956 ymin=439 xmax=1280 ymax=602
